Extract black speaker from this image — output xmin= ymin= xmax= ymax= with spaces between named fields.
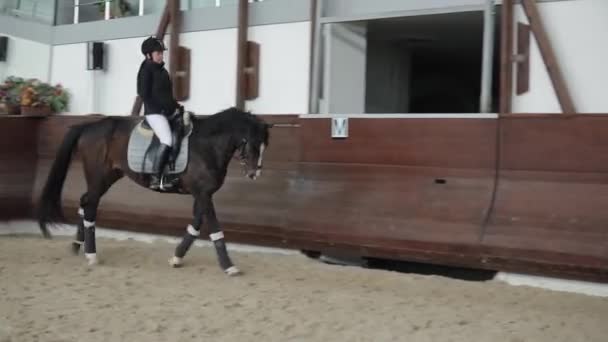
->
xmin=0 ymin=36 xmax=8 ymax=62
xmin=87 ymin=41 xmax=105 ymax=70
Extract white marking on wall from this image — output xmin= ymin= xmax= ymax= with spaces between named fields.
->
xmin=299 ymin=113 xmax=499 ymax=119
xmin=495 ymin=272 xmax=608 ymax=298
xmin=0 ymin=220 xmax=297 ymax=255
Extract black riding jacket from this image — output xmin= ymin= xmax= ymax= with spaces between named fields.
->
xmin=137 ymin=59 xmax=178 ymax=116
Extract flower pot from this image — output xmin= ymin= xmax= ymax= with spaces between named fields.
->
xmin=21 ymin=105 xmax=52 ymax=116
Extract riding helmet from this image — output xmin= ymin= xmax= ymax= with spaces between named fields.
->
xmin=141 ymin=36 xmax=167 ymax=56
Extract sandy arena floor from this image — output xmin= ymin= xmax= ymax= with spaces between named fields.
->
xmin=1 ymin=235 xmax=607 ymax=342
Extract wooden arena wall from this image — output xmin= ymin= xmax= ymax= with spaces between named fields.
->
xmin=1 ymin=114 xmax=607 ymax=283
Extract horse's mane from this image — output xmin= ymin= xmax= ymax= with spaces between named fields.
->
xmin=193 ymin=107 xmax=267 ymax=142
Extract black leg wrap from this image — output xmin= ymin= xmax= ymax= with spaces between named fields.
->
xmin=175 ymin=233 xmax=197 ymax=258
xmin=212 ymin=239 xmax=234 ymax=270
xmin=84 ymin=224 xmax=96 ymax=255
xmin=71 ymin=220 xmax=85 ymax=255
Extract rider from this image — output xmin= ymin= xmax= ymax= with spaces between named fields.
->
xmin=137 ymin=36 xmax=181 ymax=190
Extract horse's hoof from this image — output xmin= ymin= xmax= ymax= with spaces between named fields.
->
xmin=169 ymin=256 xmax=183 ymax=268
xmin=225 ymin=266 xmax=241 ymax=276
xmin=85 ymin=253 xmax=98 ymax=266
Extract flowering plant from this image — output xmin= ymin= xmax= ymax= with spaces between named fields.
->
xmin=0 ymin=76 xmax=25 ymax=106
xmin=0 ymin=76 xmax=69 ymax=113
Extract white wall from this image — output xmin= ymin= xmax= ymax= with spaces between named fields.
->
xmin=51 ymin=43 xmax=96 ymax=114
xmin=50 ymin=21 xmax=311 ymax=115
xmin=0 ymin=35 xmax=51 ymax=83
xmin=247 ymin=21 xmax=311 ymax=114
xmin=180 ymin=28 xmax=238 ymax=115
xmin=512 ymin=0 xmax=608 ymax=113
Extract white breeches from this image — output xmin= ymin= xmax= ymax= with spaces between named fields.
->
xmin=145 ymin=114 xmax=173 ymax=146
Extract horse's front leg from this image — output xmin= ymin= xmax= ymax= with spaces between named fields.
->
xmin=203 ymin=196 xmax=240 ymax=276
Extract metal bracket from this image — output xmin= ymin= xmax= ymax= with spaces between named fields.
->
xmin=331 ymin=117 xmax=348 ymax=139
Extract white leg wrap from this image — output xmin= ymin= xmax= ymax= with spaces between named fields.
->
xmin=210 ymin=231 xmax=224 ymax=241
xmin=78 ymin=207 xmax=84 ymax=217
xmin=73 ymin=240 xmax=83 ymax=245
xmin=187 ymin=224 xmax=200 ymax=236
xmin=168 ymin=256 xmax=183 ymax=267
xmin=85 ymin=253 xmax=97 ymax=266
xmin=83 ymin=220 xmax=95 ymax=228
xmin=225 ymin=266 xmax=241 ymax=276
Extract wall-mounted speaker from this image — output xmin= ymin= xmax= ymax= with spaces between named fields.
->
xmin=0 ymin=36 xmax=8 ymax=62
xmin=87 ymin=41 xmax=105 ymax=70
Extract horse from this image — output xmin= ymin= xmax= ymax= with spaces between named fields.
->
xmin=36 ymin=107 xmax=271 ymax=276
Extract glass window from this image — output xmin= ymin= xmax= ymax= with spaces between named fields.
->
xmin=0 ymin=0 xmax=56 ymax=25
xmin=55 ymin=0 xmax=141 ymax=25
xmin=190 ymin=0 xmax=238 ymax=10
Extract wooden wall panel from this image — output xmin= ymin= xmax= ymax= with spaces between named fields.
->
xmin=300 ymin=118 xmax=497 ymax=169
xmin=0 ymin=117 xmax=41 ymax=220
xmin=287 ymin=117 xmax=497 ymax=261
xmin=484 ymin=115 xmax=608 ymax=275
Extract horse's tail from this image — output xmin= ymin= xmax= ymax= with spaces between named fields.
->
xmin=37 ymin=122 xmax=91 ymax=238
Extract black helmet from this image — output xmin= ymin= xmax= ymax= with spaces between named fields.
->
xmin=141 ymin=36 xmax=166 ymax=55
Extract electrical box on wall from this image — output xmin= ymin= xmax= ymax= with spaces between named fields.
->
xmin=87 ymin=41 xmax=105 ymax=70
xmin=0 ymin=36 xmax=8 ymax=62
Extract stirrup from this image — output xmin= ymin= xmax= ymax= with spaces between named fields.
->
xmin=149 ymin=174 xmax=162 ymax=190
xmin=159 ymin=175 xmax=174 ymax=191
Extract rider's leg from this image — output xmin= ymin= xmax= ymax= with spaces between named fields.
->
xmin=145 ymin=114 xmax=173 ymax=189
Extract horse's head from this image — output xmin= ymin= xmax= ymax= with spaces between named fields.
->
xmin=236 ymin=115 xmax=273 ymax=180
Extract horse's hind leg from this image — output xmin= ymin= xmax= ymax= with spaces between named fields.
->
xmin=81 ymin=168 xmax=123 ymax=265
xmin=71 ymin=193 xmax=89 ymax=255
xmin=169 ymin=199 xmax=202 ymax=267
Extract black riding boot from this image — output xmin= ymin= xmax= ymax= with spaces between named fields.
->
xmin=150 ymin=143 xmax=172 ymax=190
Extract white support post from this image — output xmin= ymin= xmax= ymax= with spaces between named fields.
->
xmin=309 ymin=0 xmax=324 ymax=114
xmin=104 ymin=0 xmax=111 ymax=20
xmin=139 ymin=0 xmax=144 ymax=16
xmin=73 ymin=0 xmax=79 ymax=24
xmin=479 ymin=0 xmax=496 ymax=113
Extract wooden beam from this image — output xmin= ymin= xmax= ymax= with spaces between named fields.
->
xmin=131 ymin=3 xmax=171 ymax=116
xmin=516 ymin=22 xmax=530 ymax=95
xmin=244 ymin=41 xmax=260 ymax=100
xmin=169 ymin=0 xmax=181 ymax=98
xmin=499 ymin=0 xmax=514 ymax=115
xmin=175 ymin=46 xmax=191 ymax=101
xmin=235 ymin=0 xmax=249 ymax=110
xmin=155 ymin=3 xmax=171 ymax=39
xmin=521 ymin=0 xmax=576 ymax=114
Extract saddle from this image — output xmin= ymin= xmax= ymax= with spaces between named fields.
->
xmin=127 ymin=110 xmax=193 ymax=181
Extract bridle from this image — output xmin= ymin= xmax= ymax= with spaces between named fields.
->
xmin=235 ymin=139 xmax=265 ymax=177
